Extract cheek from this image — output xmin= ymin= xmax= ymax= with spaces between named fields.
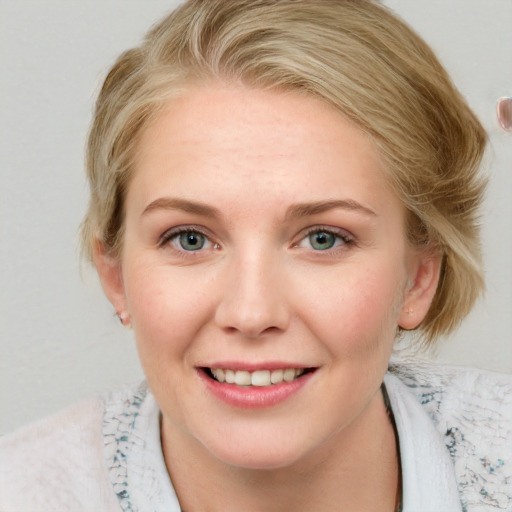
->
xmin=297 ymin=263 xmax=404 ymax=353
xmin=123 ymin=263 xmax=214 ymax=352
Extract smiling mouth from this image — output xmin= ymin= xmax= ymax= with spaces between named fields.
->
xmin=203 ymin=367 xmax=316 ymax=387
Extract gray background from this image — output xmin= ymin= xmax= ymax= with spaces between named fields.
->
xmin=1 ymin=0 xmax=511 ymax=435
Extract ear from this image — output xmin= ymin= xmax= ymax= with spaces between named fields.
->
xmin=398 ymin=248 xmax=442 ymax=330
xmin=93 ymin=239 xmax=130 ymax=325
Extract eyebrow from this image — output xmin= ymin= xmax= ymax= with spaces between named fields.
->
xmin=141 ymin=197 xmax=377 ymax=220
xmin=284 ymin=199 xmax=377 ymax=220
xmin=142 ymin=197 xmax=221 ymax=218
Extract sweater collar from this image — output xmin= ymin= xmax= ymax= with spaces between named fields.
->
xmin=104 ymin=376 xmax=462 ymax=512
xmin=384 ymin=373 xmax=462 ymax=512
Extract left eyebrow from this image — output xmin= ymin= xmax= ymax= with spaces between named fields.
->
xmin=284 ymin=199 xmax=377 ymax=220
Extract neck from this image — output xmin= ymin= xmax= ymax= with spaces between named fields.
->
xmin=162 ymin=388 xmax=400 ymax=512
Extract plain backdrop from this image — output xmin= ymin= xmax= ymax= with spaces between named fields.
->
xmin=1 ymin=0 xmax=511 ymax=435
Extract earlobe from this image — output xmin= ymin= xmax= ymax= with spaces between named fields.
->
xmin=398 ymin=250 xmax=442 ymax=330
xmin=93 ymin=239 xmax=129 ymax=323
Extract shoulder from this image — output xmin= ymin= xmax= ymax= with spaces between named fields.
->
xmin=390 ymin=358 xmax=512 ymax=511
xmin=0 ymin=394 xmax=121 ymax=511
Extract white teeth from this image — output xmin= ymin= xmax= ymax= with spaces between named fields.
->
xmin=210 ymin=368 xmax=307 ymax=387
xmin=283 ymin=368 xmax=296 ymax=382
xmin=234 ymin=371 xmax=251 ymax=386
xmin=270 ymin=369 xmax=284 ymax=384
xmin=225 ymin=369 xmax=235 ymax=384
xmin=251 ymin=370 xmax=271 ymax=387
xmin=211 ymin=368 xmax=225 ymax=383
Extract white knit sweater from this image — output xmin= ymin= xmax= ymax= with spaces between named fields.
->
xmin=1 ymin=359 xmax=511 ymax=512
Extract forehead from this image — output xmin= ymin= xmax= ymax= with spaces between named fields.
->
xmin=129 ymin=83 xmax=401 ymax=220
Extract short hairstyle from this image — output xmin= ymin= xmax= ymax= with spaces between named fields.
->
xmin=81 ymin=0 xmax=487 ymax=344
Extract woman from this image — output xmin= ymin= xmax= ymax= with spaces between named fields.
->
xmin=1 ymin=1 xmax=510 ymax=511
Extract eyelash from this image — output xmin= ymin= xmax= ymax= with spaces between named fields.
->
xmin=159 ymin=226 xmax=218 ymax=253
xmin=158 ymin=225 xmax=355 ymax=255
xmin=295 ymin=226 xmax=355 ymax=251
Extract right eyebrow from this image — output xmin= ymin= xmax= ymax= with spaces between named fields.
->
xmin=141 ymin=197 xmax=221 ymax=219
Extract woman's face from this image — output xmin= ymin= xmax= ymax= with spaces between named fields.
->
xmin=97 ymin=84 xmax=438 ymax=470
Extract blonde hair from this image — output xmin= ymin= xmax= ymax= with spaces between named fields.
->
xmin=82 ymin=0 xmax=487 ymax=344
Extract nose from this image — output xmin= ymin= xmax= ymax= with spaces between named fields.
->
xmin=214 ymin=249 xmax=290 ymax=338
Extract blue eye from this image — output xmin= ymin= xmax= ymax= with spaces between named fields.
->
xmin=160 ymin=228 xmax=214 ymax=252
xmin=308 ymin=231 xmax=337 ymax=250
xmin=177 ymin=231 xmax=207 ymax=251
xmin=297 ymin=228 xmax=352 ymax=251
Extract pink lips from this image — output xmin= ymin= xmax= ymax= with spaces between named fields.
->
xmin=198 ymin=366 xmax=316 ymax=409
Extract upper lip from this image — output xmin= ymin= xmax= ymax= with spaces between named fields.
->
xmin=198 ymin=361 xmax=316 ymax=371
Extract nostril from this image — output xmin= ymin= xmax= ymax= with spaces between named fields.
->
xmin=261 ymin=326 xmax=282 ymax=335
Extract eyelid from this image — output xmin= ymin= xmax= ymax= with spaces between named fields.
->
xmin=297 ymin=225 xmax=354 ymax=244
xmin=157 ymin=224 xmax=354 ymax=254
xmin=158 ymin=225 xmax=216 ymax=249
xmin=292 ymin=225 xmax=356 ymax=255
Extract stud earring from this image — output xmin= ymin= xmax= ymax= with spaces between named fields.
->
xmin=117 ymin=311 xmax=130 ymax=326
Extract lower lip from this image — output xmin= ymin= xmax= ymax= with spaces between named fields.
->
xmin=198 ymin=369 xmax=315 ymax=409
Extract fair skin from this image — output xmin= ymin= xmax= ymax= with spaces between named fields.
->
xmin=95 ymin=84 xmax=440 ymax=511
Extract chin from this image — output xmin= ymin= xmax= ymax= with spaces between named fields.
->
xmin=210 ymin=445 xmax=307 ymax=471
xmin=195 ymin=423 xmax=320 ymax=471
